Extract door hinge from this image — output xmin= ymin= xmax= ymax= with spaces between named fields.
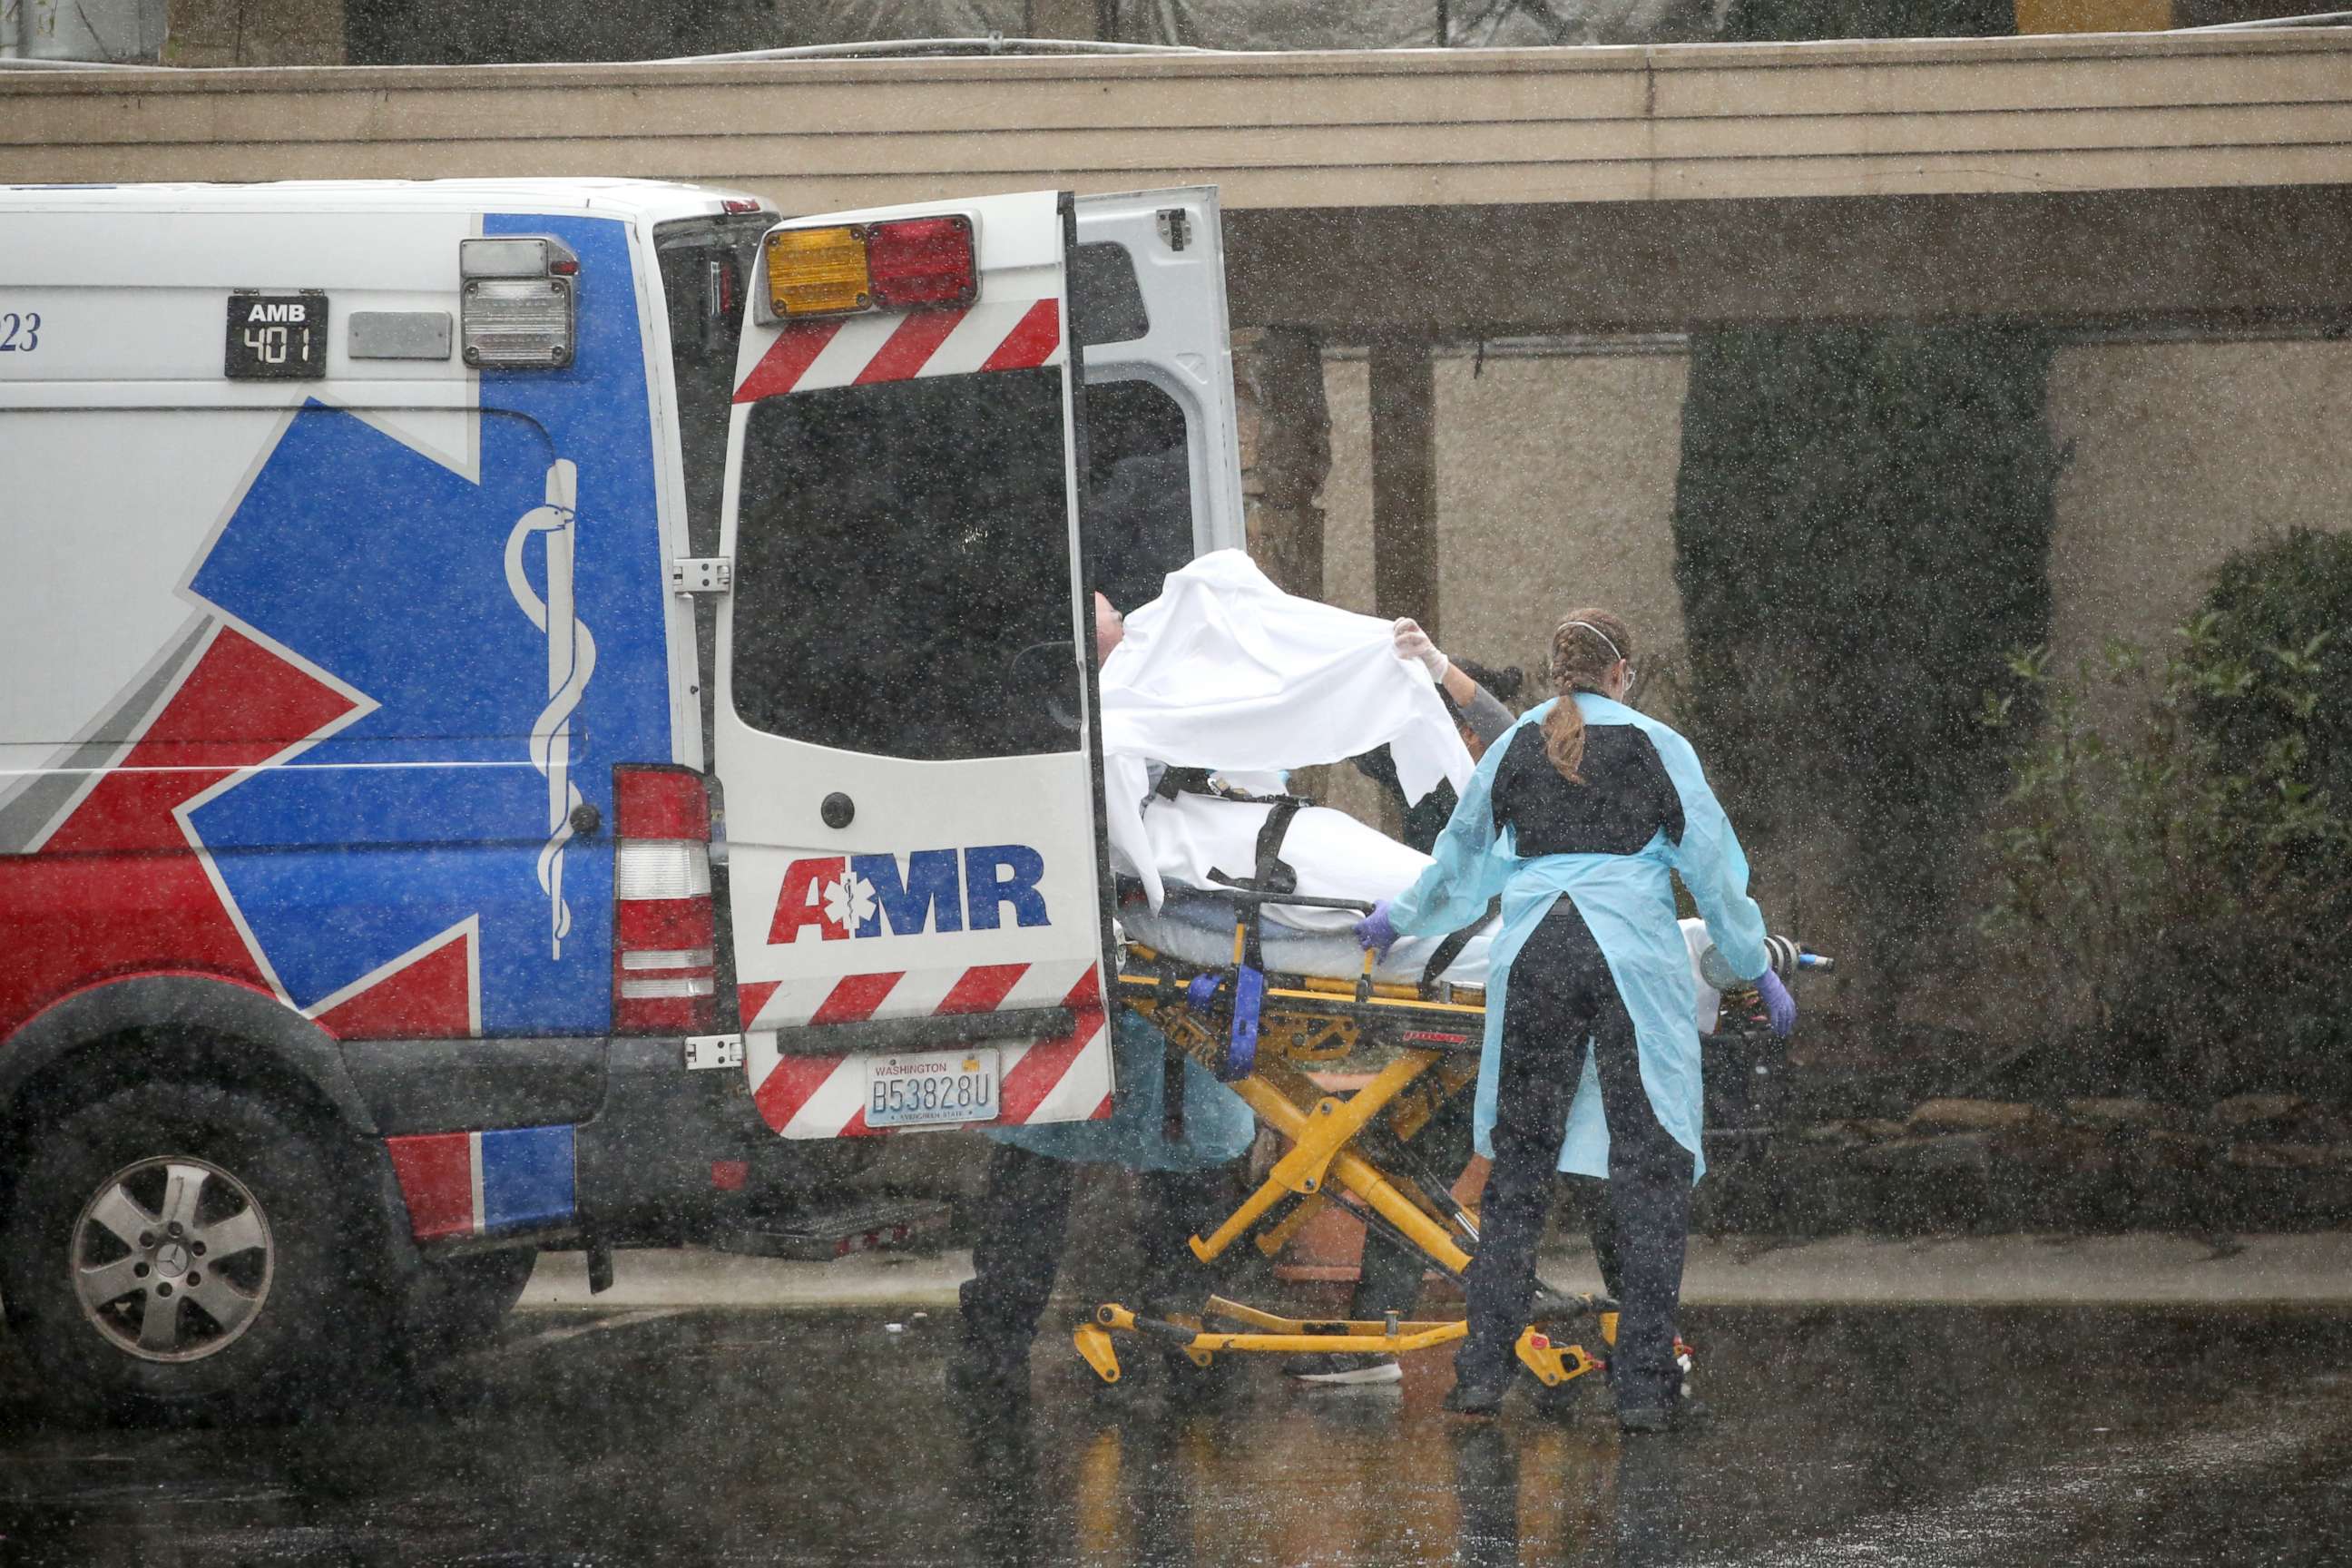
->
xmin=671 ymin=557 xmax=733 ymax=596
xmin=1157 ymin=207 xmax=1191 ymax=253
xmin=683 ymin=1034 xmax=745 ymax=1071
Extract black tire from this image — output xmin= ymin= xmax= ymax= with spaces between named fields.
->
xmin=2 ymin=1081 xmax=387 ymax=1422
xmin=407 ymin=1245 xmax=537 ymax=1360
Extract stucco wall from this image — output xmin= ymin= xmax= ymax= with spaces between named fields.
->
xmin=2047 ymin=339 xmax=2352 ymax=665
xmin=1310 ymin=335 xmax=2352 ymax=1001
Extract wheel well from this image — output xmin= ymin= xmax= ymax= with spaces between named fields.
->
xmin=0 ymin=1022 xmax=394 ymax=1254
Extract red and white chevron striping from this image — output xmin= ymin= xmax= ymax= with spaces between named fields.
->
xmin=741 ymin=960 xmax=1111 ymax=1138
xmin=733 ymin=298 xmax=1063 ymax=404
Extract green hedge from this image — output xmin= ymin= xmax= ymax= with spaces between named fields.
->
xmin=2191 ymin=527 xmax=2352 ymax=820
xmin=1672 ymin=326 xmax=2060 ymax=998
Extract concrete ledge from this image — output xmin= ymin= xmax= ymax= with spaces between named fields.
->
xmin=8 ymin=29 xmax=2352 ymax=211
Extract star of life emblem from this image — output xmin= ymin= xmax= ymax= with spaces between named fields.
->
xmin=824 ymin=871 xmax=878 ymax=935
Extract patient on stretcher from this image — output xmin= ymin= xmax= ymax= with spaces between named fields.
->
xmin=1118 ymin=789 xmax=1496 ymax=989
xmin=1095 ymin=552 xmax=1513 ymax=993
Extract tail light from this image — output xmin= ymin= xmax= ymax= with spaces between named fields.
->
xmin=612 ymin=766 xmax=716 ymax=1034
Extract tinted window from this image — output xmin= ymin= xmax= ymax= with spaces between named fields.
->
xmin=731 ymin=369 xmax=1079 ymax=760
xmin=1083 ymin=379 xmax=1195 ymax=612
xmin=1071 ymin=241 xmax=1150 ymax=348
xmin=654 ymin=217 xmax=768 ymax=554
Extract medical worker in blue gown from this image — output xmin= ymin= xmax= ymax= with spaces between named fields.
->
xmin=1357 ymin=610 xmax=1796 ymax=1431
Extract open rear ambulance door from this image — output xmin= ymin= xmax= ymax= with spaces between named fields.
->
xmin=1068 ymin=187 xmax=1249 ymax=612
xmin=714 ymin=191 xmax=1113 ymax=1140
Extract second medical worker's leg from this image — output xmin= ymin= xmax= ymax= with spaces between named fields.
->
xmin=1454 ymin=905 xmax=1602 ymax=1398
xmin=957 ymin=1142 xmax=1076 ymax=1385
xmin=1584 ymin=984 xmax=1695 ymax=1419
xmin=1349 ymin=1080 xmax=1479 ymax=1319
xmin=1134 ymin=1161 xmax=1248 ymax=1315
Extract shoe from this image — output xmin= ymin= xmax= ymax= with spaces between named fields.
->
xmin=1617 ymin=1393 xmax=1710 ymax=1434
xmin=1282 ymin=1351 xmax=1403 ymax=1387
xmin=1531 ymin=1371 xmax=1611 ymax=1422
xmin=1442 ymin=1377 xmax=1511 ymax=1416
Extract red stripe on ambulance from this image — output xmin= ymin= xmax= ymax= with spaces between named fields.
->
xmin=730 ymin=320 xmax=842 ymax=404
xmin=936 ymin=962 xmax=1027 ymax=1015
xmin=854 ymin=307 xmax=967 ymax=385
xmin=752 ymin=1053 xmax=843 ymax=1134
xmin=995 ymin=968 xmax=1102 ymax=1124
xmin=808 ymin=971 xmax=903 ymax=1025
xmin=978 ymin=299 xmax=1061 ymax=372
xmin=385 ymin=1133 xmax=474 ymax=1241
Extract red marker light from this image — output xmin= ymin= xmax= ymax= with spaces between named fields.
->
xmin=864 ymin=215 xmax=978 ymax=311
xmin=548 ymin=257 xmax=580 ymax=277
xmin=722 ymin=198 xmax=765 ymax=215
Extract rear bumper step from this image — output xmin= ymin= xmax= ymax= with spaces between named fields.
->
xmin=707 ymin=1195 xmax=953 ymax=1261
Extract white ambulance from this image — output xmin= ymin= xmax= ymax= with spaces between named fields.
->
xmin=0 ymin=177 xmax=1244 ymax=1414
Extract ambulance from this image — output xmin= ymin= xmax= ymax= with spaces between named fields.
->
xmin=0 ymin=178 xmax=1244 ymax=1413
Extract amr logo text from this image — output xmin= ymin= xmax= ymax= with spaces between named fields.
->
xmin=769 ymin=846 xmax=1050 ymax=945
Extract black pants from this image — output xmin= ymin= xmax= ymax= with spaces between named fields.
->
xmin=1455 ymin=900 xmax=1694 ymax=1412
xmin=958 ymin=1140 xmax=1236 ymax=1374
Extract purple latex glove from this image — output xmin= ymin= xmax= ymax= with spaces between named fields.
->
xmin=1754 ymin=967 xmax=1797 ymax=1039
xmin=1355 ymin=899 xmax=1399 ymax=958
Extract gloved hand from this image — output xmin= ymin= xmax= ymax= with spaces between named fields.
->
xmin=1754 ymin=967 xmax=1796 ymax=1039
xmin=1355 ymin=899 xmax=1399 ymax=958
xmin=1392 ymin=618 xmax=1449 ymax=682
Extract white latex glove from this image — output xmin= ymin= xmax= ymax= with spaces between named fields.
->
xmin=1392 ymin=617 xmax=1449 ymax=682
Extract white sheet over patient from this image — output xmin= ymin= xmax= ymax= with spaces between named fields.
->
xmin=1100 ymin=551 xmax=1473 ymax=908
xmin=1122 ymin=791 xmax=1496 ymax=986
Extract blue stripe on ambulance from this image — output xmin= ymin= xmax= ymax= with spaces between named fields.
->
xmin=479 ymin=1124 xmax=577 ymax=1233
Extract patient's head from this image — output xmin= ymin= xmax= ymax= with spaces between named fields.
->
xmin=1093 ymin=593 xmax=1126 ymax=666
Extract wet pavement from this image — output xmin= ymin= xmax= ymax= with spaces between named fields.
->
xmin=0 ymin=1303 xmax=2347 ymax=1567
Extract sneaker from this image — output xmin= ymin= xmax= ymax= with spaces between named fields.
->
xmin=1441 ymin=1377 xmax=1511 ymax=1416
xmin=1282 ymin=1351 xmax=1403 ymax=1387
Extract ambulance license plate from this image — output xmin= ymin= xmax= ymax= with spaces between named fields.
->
xmin=865 ymin=1047 xmax=999 ymax=1129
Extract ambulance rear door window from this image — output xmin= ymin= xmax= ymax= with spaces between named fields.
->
xmin=1083 ymin=379 xmax=1192 ymax=614
xmin=731 ymin=369 xmax=1079 ymax=761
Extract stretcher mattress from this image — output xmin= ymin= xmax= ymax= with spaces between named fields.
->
xmin=1123 ymin=890 xmax=1494 ymax=989
xmin=1125 ymin=788 xmax=1494 ymax=985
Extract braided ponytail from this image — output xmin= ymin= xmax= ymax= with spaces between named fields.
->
xmin=1542 ymin=609 xmax=1633 ymax=784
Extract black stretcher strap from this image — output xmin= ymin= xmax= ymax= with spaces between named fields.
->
xmin=1420 ymin=897 xmax=1503 ymax=991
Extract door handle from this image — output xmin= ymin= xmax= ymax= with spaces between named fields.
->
xmin=820 ymin=792 xmax=856 ymax=830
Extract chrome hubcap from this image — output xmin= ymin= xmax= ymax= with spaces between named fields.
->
xmin=71 ymin=1156 xmax=273 ymax=1363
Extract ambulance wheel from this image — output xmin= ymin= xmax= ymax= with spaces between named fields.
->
xmin=407 ymin=1245 xmax=538 ymax=1359
xmin=3 ymin=1082 xmax=379 ymax=1422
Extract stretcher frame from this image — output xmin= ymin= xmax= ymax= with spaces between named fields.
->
xmin=1074 ymin=887 xmax=1636 ymax=1392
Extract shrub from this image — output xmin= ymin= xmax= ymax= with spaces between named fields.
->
xmin=2191 ymin=527 xmax=2352 ymax=822
xmin=1982 ymin=612 xmax=2352 ymax=1100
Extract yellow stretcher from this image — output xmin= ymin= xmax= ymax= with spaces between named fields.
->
xmin=1073 ymin=887 xmax=1648 ymax=1393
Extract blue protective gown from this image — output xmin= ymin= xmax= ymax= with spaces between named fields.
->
xmin=987 ymin=1008 xmax=1258 ymax=1172
xmin=1387 ymin=694 xmax=1769 ymax=1181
